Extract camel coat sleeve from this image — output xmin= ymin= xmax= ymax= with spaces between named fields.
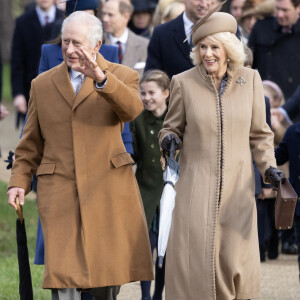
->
xmin=249 ymin=70 xmax=277 ymax=181
xmin=158 ymin=76 xmax=186 ymax=144
xmin=9 ymin=81 xmax=44 ymax=194
xmin=96 ymin=70 xmax=141 ymax=122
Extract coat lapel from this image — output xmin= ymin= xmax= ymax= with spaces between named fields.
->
xmin=172 ymin=14 xmax=192 ymax=64
xmin=52 ymin=62 xmax=76 ymax=108
xmin=72 ymin=54 xmax=109 ymax=111
xmin=122 ymin=30 xmax=137 ymax=67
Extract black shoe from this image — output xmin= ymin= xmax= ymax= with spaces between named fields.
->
xmin=259 ymin=245 xmax=266 ymax=262
xmin=268 ymin=247 xmax=279 ymax=259
xmin=281 ymin=242 xmax=298 ymax=254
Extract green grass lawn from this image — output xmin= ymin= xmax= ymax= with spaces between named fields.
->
xmin=2 ymin=63 xmax=12 ymax=102
xmin=0 ymin=180 xmax=50 ymax=299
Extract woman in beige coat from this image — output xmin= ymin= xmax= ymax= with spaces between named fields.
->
xmin=158 ymin=11 xmax=284 ymax=300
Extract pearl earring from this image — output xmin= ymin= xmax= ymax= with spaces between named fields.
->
xmin=227 ymin=58 xmax=231 ymax=62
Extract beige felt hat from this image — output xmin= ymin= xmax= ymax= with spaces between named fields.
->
xmin=190 ymin=12 xmax=237 ymax=45
xmin=184 ymin=1 xmax=237 ymax=46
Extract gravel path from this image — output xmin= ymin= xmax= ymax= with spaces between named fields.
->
xmin=1 ymin=101 xmax=299 ymax=299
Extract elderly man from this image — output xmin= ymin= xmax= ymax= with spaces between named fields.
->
xmin=144 ymin=0 xmax=211 ymax=78
xmin=102 ymin=0 xmax=149 ymax=76
xmin=7 ymin=11 xmax=153 ymax=300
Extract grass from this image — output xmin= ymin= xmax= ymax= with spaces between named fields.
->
xmin=0 ymin=180 xmax=50 ymax=299
xmin=2 ymin=63 xmax=12 ymax=102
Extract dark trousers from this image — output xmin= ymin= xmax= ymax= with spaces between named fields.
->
xmin=256 ymin=197 xmax=279 ymax=260
xmin=81 ymin=286 xmax=120 ymax=300
xmin=141 ymin=228 xmax=165 ymax=300
xmin=293 ymin=215 xmax=300 ymax=277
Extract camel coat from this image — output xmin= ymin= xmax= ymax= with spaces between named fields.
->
xmin=8 ymin=54 xmax=154 ymax=289
xmin=158 ymin=64 xmax=276 ymax=300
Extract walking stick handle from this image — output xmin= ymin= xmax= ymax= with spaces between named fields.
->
xmin=16 ymin=196 xmax=24 ymax=224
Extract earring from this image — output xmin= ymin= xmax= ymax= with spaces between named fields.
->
xmin=227 ymin=58 xmax=231 ymax=62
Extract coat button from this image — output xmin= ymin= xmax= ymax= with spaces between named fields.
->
xmin=151 ymin=144 xmax=155 ymax=149
xmin=150 ymin=130 xmax=155 ymax=134
xmin=298 ymin=176 xmax=300 ymax=180
xmin=288 ymin=77 xmax=293 ymax=83
xmin=152 ymin=158 xmax=156 ymax=163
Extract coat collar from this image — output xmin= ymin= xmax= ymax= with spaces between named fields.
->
xmin=144 ymin=109 xmax=167 ymax=124
xmin=295 ymin=122 xmax=300 ymax=133
xmin=52 ymin=54 xmax=109 ymax=110
xmin=172 ymin=13 xmax=193 ymax=64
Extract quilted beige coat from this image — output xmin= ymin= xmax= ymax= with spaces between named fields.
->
xmin=159 ymin=64 xmax=276 ymax=300
xmin=8 ymin=54 xmax=154 ymax=289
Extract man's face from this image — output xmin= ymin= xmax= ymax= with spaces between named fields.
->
xmin=275 ymin=0 xmax=300 ymax=26
xmin=102 ymin=0 xmax=129 ymax=37
xmin=61 ymin=22 xmax=100 ymax=68
xmin=36 ymin=0 xmax=54 ymax=11
xmin=184 ymin=0 xmax=211 ymax=23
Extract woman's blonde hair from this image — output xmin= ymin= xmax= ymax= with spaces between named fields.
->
xmin=190 ymin=32 xmax=245 ymax=73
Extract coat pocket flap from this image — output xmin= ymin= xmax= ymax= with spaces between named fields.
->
xmin=36 ymin=163 xmax=56 ymax=176
xmin=111 ymin=152 xmax=134 ymax=168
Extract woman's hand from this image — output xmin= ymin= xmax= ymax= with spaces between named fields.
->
xmin=161 ymin=134 xmax=182 ymax=153
xmin=264 ymin=166 xmax=285 ymax=190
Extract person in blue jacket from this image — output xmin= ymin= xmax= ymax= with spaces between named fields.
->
xmin=275 ymin=122 xmax=300 ymax=280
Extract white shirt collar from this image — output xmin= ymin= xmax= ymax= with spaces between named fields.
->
xmin=35 ymin=5 xmax=56 ymax=26
xmin=183 ymin=11 xmax=194 ymax=38
xmin=109 ymin=28 xmax=129 ymax=46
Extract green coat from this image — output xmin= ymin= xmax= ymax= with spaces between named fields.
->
xmin=130 ymin=109 xmax=167 ymax=229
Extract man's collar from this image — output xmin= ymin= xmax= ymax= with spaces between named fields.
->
xmin=183 ymin=11 xmax=194 ymax=37
xmin=35 ymin=5 xmax=56 ymax=24
xmin=109 ymin=28 xmax=129 ymax=45
xmin=273 ymin=15 xmax=300 ymax=33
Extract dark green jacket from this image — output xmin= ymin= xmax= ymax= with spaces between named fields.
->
xmin=130 ymin=109 xmax=167 ymax=229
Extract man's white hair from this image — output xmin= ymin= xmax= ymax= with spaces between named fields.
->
xmin=61 ymin=11 xmax=103 ymax=47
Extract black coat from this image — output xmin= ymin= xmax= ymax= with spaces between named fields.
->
xmin=11 ymin=7 xmax=64 ymax=101
xmin=0 ymin=47 xmax=2 ymax=100
xmin=275 ymin=122 xmax=300 ymax=215
xmin=144 ymin=13 xmax=194 ymax=78
xmin=248 ymin=16 xmax=300 ymax=99
xmin=282 ymin=85 xmax=300 ymax=121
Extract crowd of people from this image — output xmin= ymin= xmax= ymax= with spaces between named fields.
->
xmin=3 ymin=0 xmax=300 ymax=299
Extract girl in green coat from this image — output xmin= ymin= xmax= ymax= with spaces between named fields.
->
xmin=130 ymin=70 xmax=170 ymax=300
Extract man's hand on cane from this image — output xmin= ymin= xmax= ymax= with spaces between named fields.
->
xmin=7 ymin=187 xmax=25 ymax=210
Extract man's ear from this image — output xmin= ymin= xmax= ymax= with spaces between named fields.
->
xmin=123 ymin=12 xmax=131 ymax=23
xmin=94 ymin=40 xmax=102 ymax=53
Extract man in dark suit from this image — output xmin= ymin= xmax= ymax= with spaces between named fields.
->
xmin=102 ymin=0 xmax=149 ymax=76
xmin=144 ymin=0 xmax=211 ymax=78
xmin=11 ymin=0 xmax=64 ymax=127
xmin=248 ymin=0 xmax=300 ymax=100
